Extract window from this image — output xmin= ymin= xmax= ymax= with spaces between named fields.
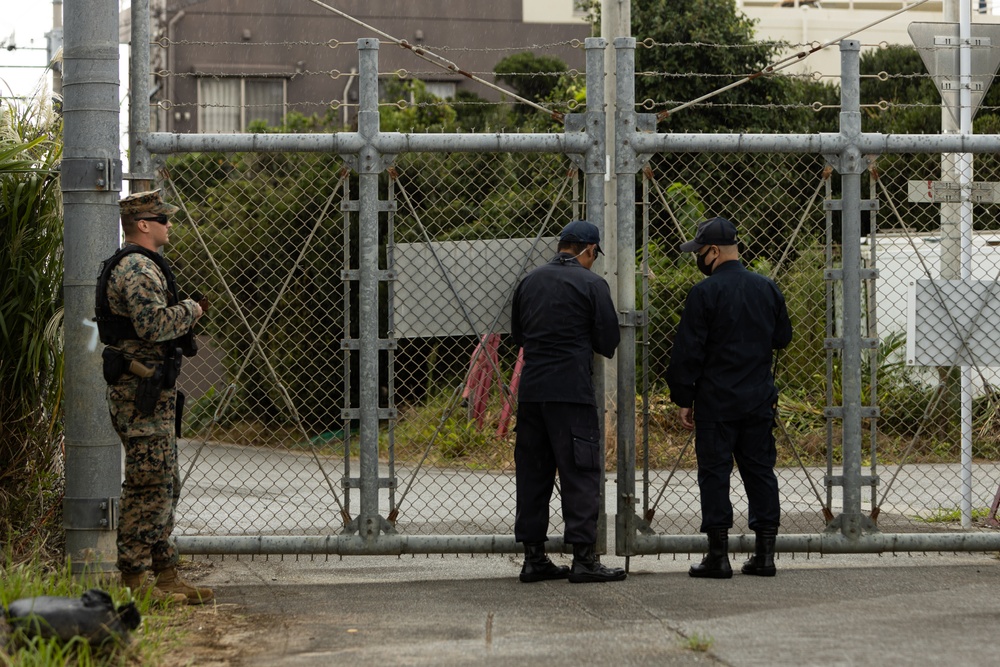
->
xmin=424 ymin=81 xmax=457 ymax=100
xmin=198 ymin=78 xmax=286 ymax=132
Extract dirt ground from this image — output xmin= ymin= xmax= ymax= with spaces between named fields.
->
xmin=161 ymin=602 xmax=264 ymax=667
xmin=158 ymin=562 xmax=265 ymax=667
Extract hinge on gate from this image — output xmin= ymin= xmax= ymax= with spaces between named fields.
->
xmin=64 ymin=497 xmax=118 ymax=530
xmin=618 ymin=310 xmax=646 ymax=327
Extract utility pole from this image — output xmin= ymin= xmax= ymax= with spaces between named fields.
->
xmin=62 ymin=0 xmax=123 ymax=573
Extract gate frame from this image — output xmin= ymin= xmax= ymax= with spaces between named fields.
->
xmin=613 ymin=36 xmax=1000 ymax=556
xmin=63 ymin=6 xmax=1000 ymax=564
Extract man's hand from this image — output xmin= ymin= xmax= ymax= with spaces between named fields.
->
xmin=678 ymin=406 xmax=695 ymax=431
xmin=191 ymin=292 xmax=210 ymax=317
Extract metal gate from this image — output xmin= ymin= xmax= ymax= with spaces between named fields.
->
xmin=118 ymin=31 xmax=1000 ymax=557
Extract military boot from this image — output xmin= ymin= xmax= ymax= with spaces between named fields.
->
xmin=519 ymin=542 xmax=570 ymax=583
xmin=688 ymin=528 xmax=733 ymax=579
xmin=153 ymin=566 xmax=214 ymax=605
xmin=121 ymin=571 xmax=187 ymax=604
xmin=741 ymin=526 xmax=778 ymax=577
xmin=568 ymin=544 xmax=627 ymax=583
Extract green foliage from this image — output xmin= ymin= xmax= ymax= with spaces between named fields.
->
xmin=392 ymin=389 xmax=507 ymax=463
xmin=917 ymin=506 xmax=991 ymax=523
xmin=494 ymin=52 xmax=569 ymax=112
xmin=0 ymin=551 xmax=185 ymax=666
xmin=859 ymin=45 xmax=939 ymax=134
xmin=167 ymin=151 xmax=347 ymax=429
xmin=0 ymin=98 xmax=65 ymax=559
xmin=632 ymin=0 xmax=839 ymax=133
xmin=682 ymin=632 xmax=715 ymax=652
xmin=380 ymin=78 xmax=459 ymax=133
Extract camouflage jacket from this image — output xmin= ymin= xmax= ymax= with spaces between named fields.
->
xmin=106 ymin=248 xmax=199 ymax=364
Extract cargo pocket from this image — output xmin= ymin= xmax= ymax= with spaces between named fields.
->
xmin=571 ymin=427 xmax=602 ymax=472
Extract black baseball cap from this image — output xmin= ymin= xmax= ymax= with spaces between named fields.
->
xmin=559 ymin=219 xmax=604 ymax=255
xmin=679 ymin=217 xmax=738 ymax=252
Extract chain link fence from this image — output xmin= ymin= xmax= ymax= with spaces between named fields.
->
xmin=140 ymin=28 xmax=1000 ymax=552
xmin=637 ymin=149 xmax=1000 ymax=537
xmin=165 ymin=149 xmax=586 ymax=538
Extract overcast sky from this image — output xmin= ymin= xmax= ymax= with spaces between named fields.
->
xmin=0 ymin=0 xmax=58 ymax=100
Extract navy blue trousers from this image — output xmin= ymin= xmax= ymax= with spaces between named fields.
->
xmin=514 ymin=401 xmax=602 ymax=545
xmin=695 ymin=406 xmax=780 ymax=532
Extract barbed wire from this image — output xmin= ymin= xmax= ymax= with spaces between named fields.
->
xmin=154 ymin=97 xmax=1000 ymax=117
xmin=155 ymin=38 xmax=584 ymax=52
xmin=155 ymin=67 xmax=981 ymax=83
xmin=157 ymin=68 xmax=580 ymax=80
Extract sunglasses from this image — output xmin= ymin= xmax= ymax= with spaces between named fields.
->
xmin=137 ymin=215 xmax=169 ymax=225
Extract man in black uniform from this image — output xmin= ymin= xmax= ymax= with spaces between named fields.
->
xmin=511 ymin=219 xmax=625 ymax=584
xmin=666 ymin=217 xmax=792 ymax=579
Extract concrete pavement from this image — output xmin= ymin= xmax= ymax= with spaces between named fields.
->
xmin=194 ymin=548 xmax=1000 ymax=666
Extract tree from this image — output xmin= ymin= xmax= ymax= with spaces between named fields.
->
xmin=580 ymin=0 xmax=839 ymax=133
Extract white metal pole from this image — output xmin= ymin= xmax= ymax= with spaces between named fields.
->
xmin=959 ymin=0 xmax=974 ymax=529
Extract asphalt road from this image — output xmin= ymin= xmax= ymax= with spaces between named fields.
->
xmin=193 ymin=549 xmax=1000 ymax=666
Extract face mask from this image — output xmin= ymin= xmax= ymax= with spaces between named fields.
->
xmin=696 ymin=248 xmax=715 ymax=276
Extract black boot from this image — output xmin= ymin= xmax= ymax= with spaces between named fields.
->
xmin=568 ymin=543 xmax=627 ymax=583
xmin=741 ymin=526 xmax=777 ymax=577
xmin=519 ymin=542 xmax=570 ymax=583
xmin=688 ymin=528 xmax=733 ymax=579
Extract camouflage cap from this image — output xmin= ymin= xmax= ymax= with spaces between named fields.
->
xmin=119 ymin=189 xmax=179 ymax=217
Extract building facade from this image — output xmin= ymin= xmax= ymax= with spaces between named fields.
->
xmin=122 ymin=0 xmax=589 ymax=133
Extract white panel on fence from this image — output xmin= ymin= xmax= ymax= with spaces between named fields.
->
xmin=395 ymin=237 xmax=556 ymax=338
xmin=906 ymin=279 xmax=1000 ymax=367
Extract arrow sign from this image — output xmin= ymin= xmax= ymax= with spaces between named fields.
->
xmin=908 ymin=22 xmax=1000 ymax=124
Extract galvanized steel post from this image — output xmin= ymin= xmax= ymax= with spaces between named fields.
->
xmin=827 ymin=40 xmax=874 ymax=538
xmin=583 ymin=37 xmax=609 ymax=552
xmin=129 ymin=0 xmax=154 ymax=191
xmin=355 ymin=39 xmax=388 ymax=539
xmin=62 ymin=0 xmax=124 ymax=572
xmin=613 ymin=37 xmax=639 ymax=555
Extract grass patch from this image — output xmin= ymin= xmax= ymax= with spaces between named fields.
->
xmin=682 ymin=632 xmax=714 ymax=652
xmin=1 ymin=551 xmax=191 ymax=666
xmin=916 ymin=507 xmax=992 ymax=524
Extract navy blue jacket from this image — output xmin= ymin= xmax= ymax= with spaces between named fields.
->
xmin=511 ymin=253 xmax=620 ymax=405
xmin=666 ymin=260 xmax=792 ymax=419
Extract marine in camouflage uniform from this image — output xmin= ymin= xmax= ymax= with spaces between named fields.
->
xmin=100 ymin=190 xmax=213 ymax=604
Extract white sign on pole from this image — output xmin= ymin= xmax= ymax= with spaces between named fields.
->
xmin=907 ymin=180 xmax=1000 ymax=203
xmin=906 ymin=279 xmax=1000 ymax=367
xmin=908 ymin=22 xmax=1000 ymax=123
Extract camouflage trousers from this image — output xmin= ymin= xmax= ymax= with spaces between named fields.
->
xmin=108 ymin=379 xmax=180 ymax=574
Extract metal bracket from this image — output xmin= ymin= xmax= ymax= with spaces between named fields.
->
xmin=59 ymin=158 xmax=123 ymax=192
xmin=340 ymin=199 xmax=397 ymax=213
xmin=64 ymin=497 xmax=118 ymax=530
xmin=339 ymin=152 xmax=397 ymax=174
xmin=823 ymin=338 xmax=878 ymax=350
xmin=341 ymin=269 xmax=396 ymax=281
xmin=616 ymin=113 xmax=656 ymax=175
xmin=618 ymin=309 xmax=646 ymax=327
xmin=825 ymin=475 xmax=880 ymax=487
xmin=341 ymin=407 xmax=398 ymax=420
xmin=342 ymin=477 xmax=396 ymax=490
xmin=823 ymin=406 xmax=881 ymax=419
xmin=822 ymin=198 xmax=878 ymax=212
xmin=340 ymin=338 xmax=397 ymax=351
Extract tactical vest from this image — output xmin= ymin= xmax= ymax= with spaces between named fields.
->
xmin=94 ymin=245 xmax=180 ymax=346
